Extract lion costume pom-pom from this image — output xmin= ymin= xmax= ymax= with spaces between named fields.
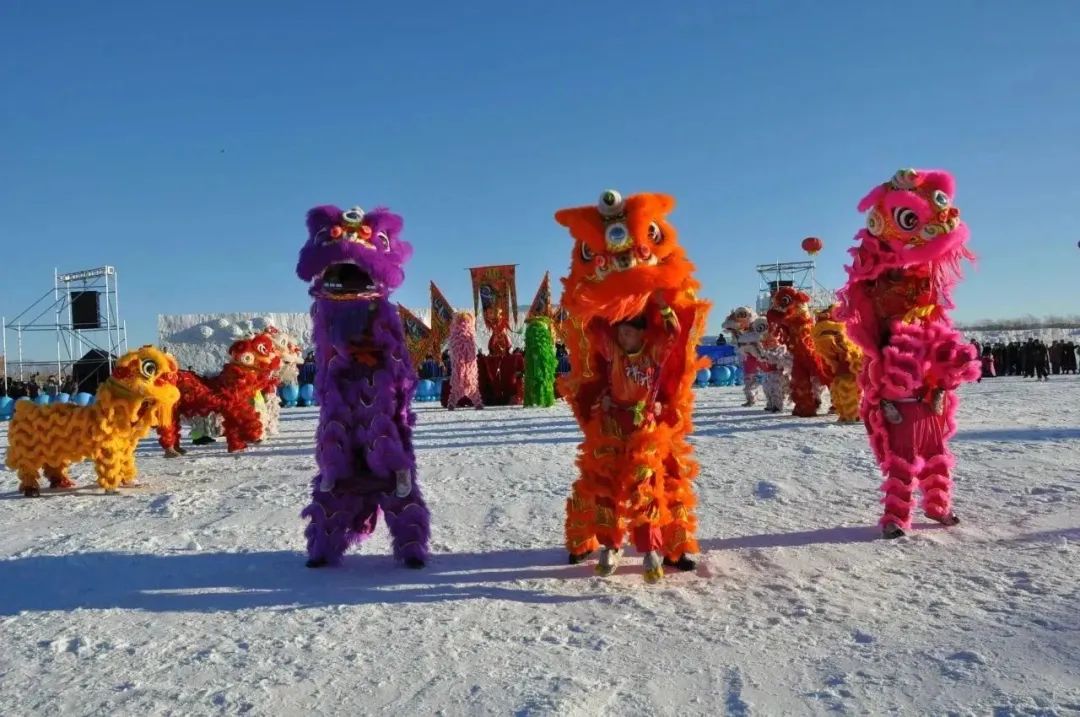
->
xmin=5 ymin=346 xmax=180 ymax=496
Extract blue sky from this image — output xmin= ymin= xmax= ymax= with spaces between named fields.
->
xmin=2 ymin=1 xmax=1077 ymax=358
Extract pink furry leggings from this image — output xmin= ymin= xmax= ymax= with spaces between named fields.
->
xmin=878 ymin=400 xmax=954 ymax=530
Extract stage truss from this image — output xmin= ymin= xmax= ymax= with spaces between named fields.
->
xmin=755 ymin=260 xmax=836 ymax=314
xmin=2 ymin=266 xmax=128 ymax=384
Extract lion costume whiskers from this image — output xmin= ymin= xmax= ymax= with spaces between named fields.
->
xmin=5 ymin=346 xmax=180 ymax=496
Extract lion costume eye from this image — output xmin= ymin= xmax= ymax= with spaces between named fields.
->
xmin=240 ymin=353 xmax=255 ymax=365
xmin=931 ymin=190 xmax=950 ymax=210
xmin=647 ymin=222 xmax=663 ymax=244
xmin=140 ymin=359 xmax=158 ymax=378
xmin=580 ymin=242 xmax=595 ymax=262
xmin=893 ymin=207 xmax=919 ymax=231
xmin=341 ymin=207 xmax=365 ymax=226
xmin=377 ymin=231 xmax=391 ymax=251
xmin=257 ymin=343 xmax=268 ymax=355
xmin=597 ymin=189 xmax=624 ymax=217
xmin=866 ymin=209 xmax=884 ymax=236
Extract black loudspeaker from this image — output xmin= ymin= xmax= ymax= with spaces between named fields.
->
xmin=71 ymin=291 xmax=101 ymax=329
xmin=768 ymin=280 xmax=795 ymax=293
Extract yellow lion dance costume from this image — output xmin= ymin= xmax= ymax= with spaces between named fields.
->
xmin=5 ymin=346 xmax=181 ymax=496
xmin=556 ymin=189 xmax=709 ymax=583
xmin=811 ymin=305 xmax=863 ymax=423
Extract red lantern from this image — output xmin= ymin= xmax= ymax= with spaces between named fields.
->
xmin=801 ymin=236 xmax=823 ymax=256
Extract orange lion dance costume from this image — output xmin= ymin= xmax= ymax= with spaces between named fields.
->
xmin=556 ymin=189 xmax=709 ymax=583
xmin=811 ymin=305 xmax=863 ymax=423
xmin=767 ymin=286 xmax=827 ymax=417
xmin=5 ymin=346 xmax=180 ymax=496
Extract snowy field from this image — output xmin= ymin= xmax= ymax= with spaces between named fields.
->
xmin=1 ymin=376 xmax=1078 ymax=716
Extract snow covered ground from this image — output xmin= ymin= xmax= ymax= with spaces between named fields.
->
xmin=1 ymin=376 xmax=1078 ymax=716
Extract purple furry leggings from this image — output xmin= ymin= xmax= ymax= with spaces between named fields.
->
xmin=878 ymin=400 xmax=954 ymax=530
xmin=302 ymin=477 xmax=430 ymax=565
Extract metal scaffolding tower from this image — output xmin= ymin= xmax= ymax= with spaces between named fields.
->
xmin=755 ymin=260 xmax=836 ymax=314
xmin=2 ymin=266 xmax=128 ymax=385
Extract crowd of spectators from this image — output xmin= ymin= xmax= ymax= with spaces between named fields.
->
xmin=1 ymin=373 xmax=78 ymax=399
xmin=973 ymin=338 xmax=1077 ymax=382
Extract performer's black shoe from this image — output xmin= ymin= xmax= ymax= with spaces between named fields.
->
xmin=881 ymin=523 xmax=905 ymax=539
xmin=928 ymin=512 xmax=960 ymax=526
xmin=663 ymin=554 xmax=697 ymax=572
xmin=192 ymin=436 xmax=215 ymax=446
xmin=404 ymin=557 xmax=426 ymax=569
xmin=305 ymin=557 xmax=327 ymax=568
xmin=568 ymin=551 xmax=593 ymax=565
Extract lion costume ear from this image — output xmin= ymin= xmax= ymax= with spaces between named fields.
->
xmin=917 ymin=169 xmax=956 ymax=200
xmin=856 ymin=184 xmax=887 ymax=213
xmin=306 ymin=205 xmax=340 ymax=237
xmin=635 ymin=192 xmax=676 ymax=217
xmin=554 ymin=206 xmax=598 ymax=230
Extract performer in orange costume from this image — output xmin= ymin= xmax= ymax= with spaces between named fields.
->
xmin=767 ymin=286 xmax=828 ymax=417
xmin=556 ymin=189 xmax=709 ymax=583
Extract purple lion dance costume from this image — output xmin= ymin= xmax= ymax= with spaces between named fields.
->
xmin=836 ymin=169 xmax=981 ymax=539
xmin=297 ymin=204 xmax=430 ymax=568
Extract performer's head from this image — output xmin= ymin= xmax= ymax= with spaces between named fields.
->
xmin=615 ymin=314 xmax=647 ymax=353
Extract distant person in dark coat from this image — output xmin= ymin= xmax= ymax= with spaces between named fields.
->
xmin=1050 ymin=340 xmax=1063 ymax=375
xmin=1033 ymin=340 xmax=1050 ymax=381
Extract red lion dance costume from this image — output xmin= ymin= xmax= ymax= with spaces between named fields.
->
xmin=556 ymin=189 xmax=709 ymax=583
xmin=837 ymin=168 xmax=980 ymax=538
xmin=767 ymin=287 xmax=827 ymax=417
xmin=158 ymin=333 xmax=281 ymax=455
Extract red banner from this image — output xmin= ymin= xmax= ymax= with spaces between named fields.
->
xmin=526 ymin=271 xmax=553 ymax=321
xmin=468 ymin=264 xmax=518 ymax=332
xmin=429 ymin=281 xmax=454 ymax=354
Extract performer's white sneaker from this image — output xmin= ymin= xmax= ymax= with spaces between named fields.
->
xmin=642 ymin=551 xmax=664 ymax=583
xmin=594 ymin=547 xmax=622 ymax=577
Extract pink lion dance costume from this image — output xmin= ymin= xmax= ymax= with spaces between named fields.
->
xmin=836 ymin=169 xmax=981 ymax=539
xmin=447 ymin=312 xmax=484 ymax=410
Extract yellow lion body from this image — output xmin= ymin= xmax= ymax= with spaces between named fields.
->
xmin=811 ymin=311 xmax=864 ymax=423
xmin=4 ymin=347 xmax=180 ymax=495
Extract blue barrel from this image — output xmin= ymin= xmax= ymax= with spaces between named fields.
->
xmin=712 ymin=365 xmax=733 ymax=386
xmin=34 ymin=394 xmax=51 ymax=406
xmin=298 ymin=383 xmax=315 ymax=407
xmin=0 ymin=396 xmax=13 ymax=420
xmin=280 ymin=384 xmax=300 ymax=407
xmin=74 ymin=392 xmax=94 ymax=406
xmin=55 ymin=392 xmax=71 ymax=404
xmin=695 ymin=368 xmax=711 ymax=387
